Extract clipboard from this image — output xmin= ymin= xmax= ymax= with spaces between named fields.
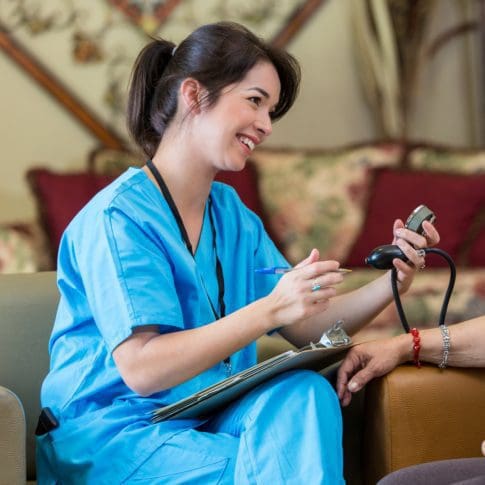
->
xmin=152 ymin=322 xmax=352 ymax=422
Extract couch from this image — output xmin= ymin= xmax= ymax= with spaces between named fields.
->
xmin=1 ymin=140 xmax=484 ymax=339
xmin=2 ymin=271 xmax=485 ymax=484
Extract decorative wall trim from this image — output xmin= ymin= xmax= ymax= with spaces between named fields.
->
xmin=0 ymin=20 xmax=126 ymax=149
xmin=106 ymin=0 xmax=183 ymax=35
xmin=271 ymin=0 xmax=327 ymax=47
xmin=0 ymin=1 xmax=327 ymax=149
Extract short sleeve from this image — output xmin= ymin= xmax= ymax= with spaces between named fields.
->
xmin=58 ymin=205 xmax=186 ymax=353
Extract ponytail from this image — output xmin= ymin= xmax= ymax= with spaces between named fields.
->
xmin=127 ymin=39 xmax=175 ymax=158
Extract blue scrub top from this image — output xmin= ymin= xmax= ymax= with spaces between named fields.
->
xmin=39 ymin=167 xmax=287 ymax=482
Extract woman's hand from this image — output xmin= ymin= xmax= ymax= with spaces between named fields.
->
xmin=267 ymin=249 xmax=345 ymax=328
xmin=336 ymin=334 xmax=411 ymax=407
xmin=391 ymin=219 xmax=440 ymax=293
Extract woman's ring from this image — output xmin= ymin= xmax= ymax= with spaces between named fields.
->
xmin=311 ymin=281 xmax=321 ymax=292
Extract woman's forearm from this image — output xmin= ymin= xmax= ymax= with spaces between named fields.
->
xmin=418 ymin=316 xmax=485 ymax=367
xmin=281 ymin=271 xmax=396 ymax=347
xmin=327 ymin=271 xmax=397 ymax=334
xmin=113 ymin=297 xmax=276 ymax=396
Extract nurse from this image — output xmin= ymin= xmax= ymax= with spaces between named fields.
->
xmin=37 ymin=21 xmax=439 ymax=484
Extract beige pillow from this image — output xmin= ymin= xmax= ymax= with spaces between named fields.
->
xmin=0 ymin=224 xmax=38 ymax=273
xmin=250 ymin=144 xmax=403 ymax=264
xmin=409 ymin=146 xmax=485 ymax=174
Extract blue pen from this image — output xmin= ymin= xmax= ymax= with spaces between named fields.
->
xmin=255 ymin=266 xmax=352 ymax=275
xmin=254 ymin=266 xmax=293 ymax=274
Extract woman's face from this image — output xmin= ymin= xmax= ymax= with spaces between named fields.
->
xmin=192 ymin=61 xmax=281 ymax=172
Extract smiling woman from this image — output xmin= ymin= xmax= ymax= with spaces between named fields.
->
xmin=37 ymin=21 xmax=345 ymax=484
xmin=35 ymin=20 xmax=439 ymax=485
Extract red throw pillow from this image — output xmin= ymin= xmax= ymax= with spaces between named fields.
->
xmin=468 ymin=218 xmax=485 ymax=266
xmin=345 ymin=168 xmax=485 ymax=267
xmin=28 ymin=162 xmax=274 ymax=262
xmin=27 ymin=169 xmax=115 ymax=259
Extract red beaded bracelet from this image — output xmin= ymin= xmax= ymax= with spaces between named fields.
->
xmin=411 ymin=327 xmax=421 ymax=368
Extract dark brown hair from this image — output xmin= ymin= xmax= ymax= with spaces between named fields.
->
xmin=127 ymin=21 xmax=301 ymax=158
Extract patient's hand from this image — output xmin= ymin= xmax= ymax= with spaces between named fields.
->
xmin=336 ymin=334 xmax=411 ymax=407
xmin=482 ymin=440 xmax=485 ymax=457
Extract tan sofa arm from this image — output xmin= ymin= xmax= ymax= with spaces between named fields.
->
xmin=0 ymin=386 xmax=26 ymax=484
xmin=363 ymin=364 xmax=485 ymax=484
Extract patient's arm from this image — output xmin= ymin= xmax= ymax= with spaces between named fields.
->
xmin=337 ymin=315 xmax=485 ymax=406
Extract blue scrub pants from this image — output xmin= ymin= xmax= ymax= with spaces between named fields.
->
xmin=126 ymin=370 xmax=344 ymax=484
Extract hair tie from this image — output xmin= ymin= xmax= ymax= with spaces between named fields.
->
xmin=171 ymin=45 xmax=177 ymax=56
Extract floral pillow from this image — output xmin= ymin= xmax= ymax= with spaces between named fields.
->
xmin=338 ymin=268 xmax=485 ymax=338
xmin=88 ymin=147 xmax=143 ymax=175
xmin=250 ymin=143 xmax=404 ymax=264
xmin=408 ymin=146 xmax=485 ymax=174
xmin=0 ymin=224 xmax=38 ymax=273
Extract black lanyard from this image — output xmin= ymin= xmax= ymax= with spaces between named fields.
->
xmin=146 ymin=159 xmax=226 ymax=320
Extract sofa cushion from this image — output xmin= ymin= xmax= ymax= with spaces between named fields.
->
xmin=344 ymin=168 xmax=485 ymax=267
xmin=250 ymin=143 xmax=404 ymax=264
xmin=27 ymin=169 xmax=115 ymax=260
xmin=0 ymin=271 xmax=59 ymax=480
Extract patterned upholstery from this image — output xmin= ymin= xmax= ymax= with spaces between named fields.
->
xmin=2 ymin=142 xmax=483 ymax=336
xmin=250 ymin=143 xmax=404 ymax=264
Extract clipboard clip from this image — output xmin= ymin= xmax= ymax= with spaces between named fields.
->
xmin=319 ymin=320 xmax=351 ymax=348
